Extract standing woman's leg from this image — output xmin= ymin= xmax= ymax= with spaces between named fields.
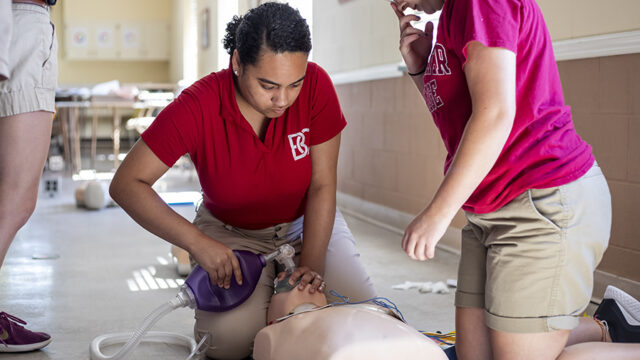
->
xmin=455 ymin=223 xmax=492 ymax=360
xmin=456 ymin=307 xmax=493 ymax=360
xmin=0 ymin=3 xmax=57 ymax=353
xmin=485 ymin=163 xmax=611 ymax=359
xmin=321 ymin=209 xmax=376 ymax=303
xmin=0 ymin=112 xmax=53 ymax=265
xmin=0 ymin=3 xmax=58 ymax=268
xmin=558 ymin=295 xmax=640 ymax=358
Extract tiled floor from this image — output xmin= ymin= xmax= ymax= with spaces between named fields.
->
xmin=0 ymin=168 xmax=459 ymax=359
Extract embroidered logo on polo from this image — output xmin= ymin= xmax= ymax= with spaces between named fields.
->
xmin=423 ymin=43 xmax=450 ymax=112
xmin=288 ymin=128 xmax=310 ymax=161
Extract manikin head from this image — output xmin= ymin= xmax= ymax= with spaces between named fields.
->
xmin=223 ymin=2 xmax=311 ymax=119
xmin=267 ymin=275 xmax=327 ymax=324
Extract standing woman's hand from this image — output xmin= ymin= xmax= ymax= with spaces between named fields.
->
xmin=391 ymin=1 xmax=434 ymax=74
xmin=401 ymin=209 xmax=451 ymax=261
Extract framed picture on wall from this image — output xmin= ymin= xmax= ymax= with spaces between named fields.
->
xmin=201 ymin=8 xmax=210 ymax=50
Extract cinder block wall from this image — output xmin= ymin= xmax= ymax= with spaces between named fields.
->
xmin=335 ymin=75 xmax=466 ymax=230
xmin=558 ymin=54 xmax=640 ymax=282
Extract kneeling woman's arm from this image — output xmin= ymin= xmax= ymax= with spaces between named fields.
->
xmin=109 ymin=139 xmax=243 ymax=288
xmin=288 ymin=133 xmax=341 ymax=293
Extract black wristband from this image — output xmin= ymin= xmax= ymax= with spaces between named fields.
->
xmin=407 ymin=67 xmax=426 ymax=76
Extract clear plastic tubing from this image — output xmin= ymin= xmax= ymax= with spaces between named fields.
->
xmin=90 ymin=288 xmax=197 ymax=360
xmin=89 ymin=243 xmax=295 ymax=360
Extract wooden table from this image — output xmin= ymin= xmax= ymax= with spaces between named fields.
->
xmin=55 ymin=100 xmax=166 ymax=173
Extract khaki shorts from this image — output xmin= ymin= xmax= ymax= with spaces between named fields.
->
xmin=0 ymin=3 xmax=57 ymax=117
xmin=455 ymin=163 xmax=611 ymax=333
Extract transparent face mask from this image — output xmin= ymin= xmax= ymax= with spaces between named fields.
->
xmin=273 ymin=273 xmax=301 ymax=294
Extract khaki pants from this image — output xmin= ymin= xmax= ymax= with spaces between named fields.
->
xmin=0 ymin=3 xmax=57 ymax=117
xmin=455 ymin=163 xmax=611 ymax=333
xmin=192 ymin=206 xmax=376 ymax=359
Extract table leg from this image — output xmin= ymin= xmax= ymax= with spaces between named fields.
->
xmin=113 ymin=107 xmax=121 ymax=169
xmin=59 ymin=107 xmax=71 ymax=171
xmin=72 ymin=106 xmax=81 ymax=173
xmin=91 ymin=109 xmax=98 ymax=170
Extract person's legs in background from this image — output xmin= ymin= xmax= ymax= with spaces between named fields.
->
xmin=0 ymin=112 xmax=53 ymax=265
xmin=0 ymin=2 xmax=57 ymax=353
xmin=0 ymin=1 xmax=57 ymax=264
xmin=0 ymin=0 xmax=11 ymax=82
xmin=0 ymin=113 xmax=54 ymax=353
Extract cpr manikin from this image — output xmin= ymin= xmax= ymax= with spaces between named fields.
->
xmin=254 ymin=275 xmax=448 ymax=360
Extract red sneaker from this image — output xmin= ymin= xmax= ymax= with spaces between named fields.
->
xmin=0 ymin=312 xmax=52 ymax=352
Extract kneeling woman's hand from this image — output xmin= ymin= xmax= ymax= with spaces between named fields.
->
xmin=282 ymin=266 xmax=326 ymax=294
xmin=192 ymin=238 xmax=243 ymax=289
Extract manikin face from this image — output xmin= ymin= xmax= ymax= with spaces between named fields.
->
xmin=267 ymin=284 xmax=328 ymax=324
xmin=233 ymin=48 xmax=308 ymax=119
xmin=392 ymin=0 xmax=445 ymax=14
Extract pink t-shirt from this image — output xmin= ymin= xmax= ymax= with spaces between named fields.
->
xmin=142 ymin=62 xmax=346 ymax=229
xmin=423 ymin=0 xmax=594 ymax=214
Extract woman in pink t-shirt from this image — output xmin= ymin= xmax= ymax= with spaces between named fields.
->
xmin=391 ymin=0 xmax=640 ymax=359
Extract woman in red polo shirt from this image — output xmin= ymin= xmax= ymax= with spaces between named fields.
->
xmin=110 ymin=3 xmax=375 ymax=359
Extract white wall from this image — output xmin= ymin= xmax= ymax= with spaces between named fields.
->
xmin=537 ymin=0 xmax=640 ymax=40
xmin=312 ymin=1 xmax=401 ymax=74
xmin=175 ymin=0 xmax=320 ymax=79
xmin=196 ymin=0 xmax=219 ymax=77
xmin=312 ymin=0 xmax=640 ymax=75
xmin=170 ymin=0 xmax=185 ymax=83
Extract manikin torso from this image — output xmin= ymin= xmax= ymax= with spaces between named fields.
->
xmin=254 ymin=284 xmax=448 ymax=360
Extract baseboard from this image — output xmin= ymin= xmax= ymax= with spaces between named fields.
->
xmin=329 ymin=63 xmax=404 ymax=86
xmin=337 ymin=191 xmax=640 ymax=303
xmin=553 ymin=30 xmax=640 ymax=61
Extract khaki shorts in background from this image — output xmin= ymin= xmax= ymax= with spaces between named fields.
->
xmin=0 ymin=0 xmax=11 ymax=79
xmin=0 ymin=3 xmax=57 ymax=117
xmin=455 ymin=163 xmax=611 ymax=333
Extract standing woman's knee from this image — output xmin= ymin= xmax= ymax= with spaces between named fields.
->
xmin=17 ymin=177 xmax=40 ymax=216
xmin=0 ymin=183 xmax=39 ymax=231
xmin=17 ymin=193 xmax=38 ymax=226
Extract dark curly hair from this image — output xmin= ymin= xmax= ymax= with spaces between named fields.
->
xmin=223 ymin=2 xmax=312 ymax=66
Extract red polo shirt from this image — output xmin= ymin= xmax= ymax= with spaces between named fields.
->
xmin=142 ymin=62 xmax=346 ymax=229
